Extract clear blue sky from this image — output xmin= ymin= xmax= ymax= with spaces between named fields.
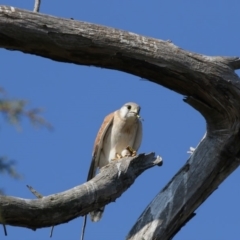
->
xmin=1 ymin=1 xmax=240 ymax=240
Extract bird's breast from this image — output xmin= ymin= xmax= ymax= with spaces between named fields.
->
xmin=111 ymin=119 xmax=138 ymax=150
xmin=99 ymin=116 xmax=140 ymax=165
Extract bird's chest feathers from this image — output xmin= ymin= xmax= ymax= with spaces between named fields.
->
xmin=111 ymin=118 xmax=137 ymax=147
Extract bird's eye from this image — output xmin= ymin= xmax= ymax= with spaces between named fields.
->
xmin=127 ymin=105 xmax=131 ymax=110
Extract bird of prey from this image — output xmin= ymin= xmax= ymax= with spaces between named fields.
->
xmin=81 ymin=102 xmax=143 ymax=240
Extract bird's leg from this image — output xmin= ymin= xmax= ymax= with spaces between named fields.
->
xmin=126 ymin=146 xmax=137 ymax=157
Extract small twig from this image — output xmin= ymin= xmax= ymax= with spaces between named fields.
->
xmin=50 ymin=226 xmax=54 ymax=238
xmin=0 ymin=197 xmax=7 ymax=236
xmin=33 ymin=0 xmax=41 ymax=12
xmin=26 ymin=185 xmax=55 ymax=237
xmin=80 ymin=216 xmax=87 ymax=240
xmin=2 ymin=224 xmax=7 ymax=236
xmin=26 ymin=185 xmax=43 ymax=198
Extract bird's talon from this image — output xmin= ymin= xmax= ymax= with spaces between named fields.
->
xmin=116 ymin=153 xmax=122 ymax=159
xmin=111 ymin=153 xmax=123 ymax=161
xmin=131 ymin=151 xmax=137 ymax=156
xmin=126 ymin=146 xmax=137 ymax=156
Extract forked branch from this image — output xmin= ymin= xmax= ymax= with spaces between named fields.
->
xmin=0 ymin=5 xmax=240 ymax=240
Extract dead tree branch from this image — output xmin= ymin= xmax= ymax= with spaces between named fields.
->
xmin=26 ymin=185 xmax=55 ymax=236
xmin=0 ymin=153 xmax=161 ymax=229
xmin=0 ymin=5 xmax=240 ymax=239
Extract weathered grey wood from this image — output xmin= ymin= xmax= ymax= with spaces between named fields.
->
xmin=33 ymin=0 xmax=41 ymax=12
xmin=0 ymin=5 xmax=240 ymax=240
xmin=127 ymin=135 xmax=240 ymax=239
xmin=0 ymin=6 xmax=239 ymax=99
xmin=0 ymin=153 xmax=161 ymax=229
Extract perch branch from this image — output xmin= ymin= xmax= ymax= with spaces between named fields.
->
xmin=1 ymin=5 xmax=240 ymax=240
xmin=26 ymin=185 xmax=55 ymax=236
xmin=0 ymin=153 xmax=162 ymax=229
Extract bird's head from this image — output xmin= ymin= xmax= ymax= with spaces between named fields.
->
xmin=119 ymin=102 xmax=142 ymax=121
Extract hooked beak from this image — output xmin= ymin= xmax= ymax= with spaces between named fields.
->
xmin=130 ymin=108 xmax=143 ymax=121
xmin=137 ymin=114 xmax=144 ymax=121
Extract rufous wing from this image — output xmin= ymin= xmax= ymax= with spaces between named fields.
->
xmin=87 ymin=111 xmax=114 ymax=181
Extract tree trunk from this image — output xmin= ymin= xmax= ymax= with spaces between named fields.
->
xmin=0 ymin=5 xmax=240 ymax=240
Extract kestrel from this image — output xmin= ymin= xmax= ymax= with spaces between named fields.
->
xmin=81 ymin=102 xmax=143 ymax=240
xmin=88 ymin=102 xmax=142 ymax=220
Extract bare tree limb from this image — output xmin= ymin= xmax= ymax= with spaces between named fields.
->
xmin=26 ymin=185 xmax=55 ymax=236
xmin=127 ymin=133 xmax=240 ymax=239
xmin=0 ymin=6 xmax=239 ymax=97
xmin=1 ymin=5 xmax=240 ymax=240
xmin=0 ymin=153 xmax=161 ymax=228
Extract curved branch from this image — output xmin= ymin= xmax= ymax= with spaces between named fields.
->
xmin=127 ymin=133 xmax=240 ymax=239
xmin=0 ymin=6 xmax=239 ymax=101
xmin=0 ymin=153 xmax=162 ymax=228
xmin=1 ymin=5 xmax=240 ymax=240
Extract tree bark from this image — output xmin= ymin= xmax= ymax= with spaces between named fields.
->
xmin=0 ymin=5 xmax=240 ymax=240
xmin=0 ymin=153 xmax=161 ymax=228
